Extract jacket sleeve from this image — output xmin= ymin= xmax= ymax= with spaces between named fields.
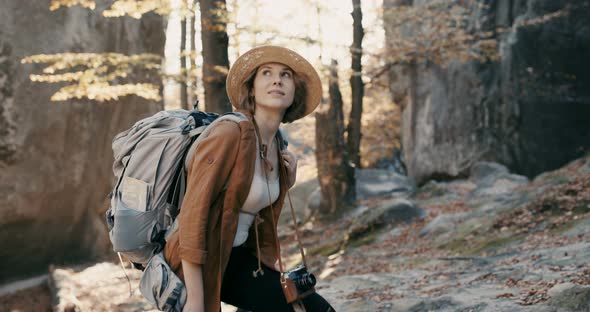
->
xmin=177 ymin=120 xmax=241 ymax=264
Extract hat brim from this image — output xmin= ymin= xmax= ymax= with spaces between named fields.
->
xmin=226 ymin=46 xmax=322 ymax=119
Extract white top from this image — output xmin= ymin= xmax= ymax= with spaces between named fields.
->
xmin=232 ymin=143 xmax=281 ymax=247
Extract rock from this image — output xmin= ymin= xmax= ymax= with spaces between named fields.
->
xmin=303 ymin=186 xmax=322 ymax=219
xmin=480 ymin=173 xmax=529 ymax=189
xmin=534 ymin=242 xmax=590 ymax=267
xmin=401 ymin=297 xmax=459 ymax=312
xmin=563 ymin=217 xmax=590 ymax=237
xmin=0 ymin=2 xmax=165 ymax=282
xmin=547 ymin=283 xmax=590 ymax=312
xmin=472 ymin=175 xmax=530 ymax=197
xmin=547 ymin=282 xmax=577 ymax=297
xmin=467 ymin=162 xmax=530 ymax=197
xmin=304 ymin=168 xmax=415 ymax=219
xmin=412 ymin=180 xmax=448 ymax=199
xmin=280 ymin=178 xmax=319 ymax=225
xmin=49 ymin=262 xmax=156 ymax=311
xmin=470 ymin=162 xmax=510 ymax=182
xmin=384 ymin=0 xmax=590 ymax=185
xmin=348 ymin=199 xmax=425 ymax=238
xmin=356 ymin=169 xmax=414 ymax=199
xmin=419 ymin=213 xmax=468 ymax=237
xmin=446 ymin=180 xmax=477 ymax=196
xmin=0 ymin=274 xmax=48 ymax=297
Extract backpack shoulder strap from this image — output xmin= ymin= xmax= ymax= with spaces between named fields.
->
xmin=184 ymin=112 xmax=248 ymax=173
xmin=165 ymin=112 xmax=248 ymax=241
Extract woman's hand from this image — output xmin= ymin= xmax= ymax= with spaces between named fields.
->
xmin=281 ymin=149 xmax=298 ymax=188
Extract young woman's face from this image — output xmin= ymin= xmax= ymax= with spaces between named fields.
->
xmin=252 ymin=63 xmax=295 ymax=113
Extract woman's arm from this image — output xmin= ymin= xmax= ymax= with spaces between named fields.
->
xmin=181 ymin=260 xmax=204 ymax=312
xmin=176 ymin=121 xmax=243 ymax=311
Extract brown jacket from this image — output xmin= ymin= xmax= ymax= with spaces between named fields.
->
xmin=164 ymin=109 xmax=288 ymax=312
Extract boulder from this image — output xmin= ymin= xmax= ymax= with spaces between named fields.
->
xmin=547 ymin=283 xmax=590 ymax=312
xmin=356 ymin=168 xmax=414 ymax=199
xmin=348 ymin=199 xmax=425 ymax=238
xmin=0 ymin=2 xmax=165 ymax=282
xmin=470 ymin=162 xmax=510 ymax=182
xmin=305 ymin=168 xmax=415 ymax=219
xmin=468 ymin=162 xmax=530 ymax=197
xmin=384 ymin=0 xmax=590 ymax=185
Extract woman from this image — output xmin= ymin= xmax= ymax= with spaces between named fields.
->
xmin=163 ymin=46 xmax=334 ymax=312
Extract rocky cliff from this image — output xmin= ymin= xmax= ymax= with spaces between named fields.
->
xmin=384 ymin=0 xmax=590 ymax=185
xmin=0 ymin=2 xmax=165 ymax=282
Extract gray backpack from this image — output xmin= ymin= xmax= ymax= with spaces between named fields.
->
xmin=106 ymin=108 xmax=248 ymax=311
xmin=106 ymin=109 xmax=247 ymax=266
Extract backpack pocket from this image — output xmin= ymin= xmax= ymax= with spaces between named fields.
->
xmin=140 ymin=252 xmax=186 ymax=312
xmin=110 ymin=195 xmax=162 ymax=264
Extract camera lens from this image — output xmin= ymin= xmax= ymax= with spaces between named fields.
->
xmin=295 ymin=273 xmax=317 ymax=290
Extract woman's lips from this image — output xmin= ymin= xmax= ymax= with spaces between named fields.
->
xmin=268 ymin=90 xmax=285 ymax=96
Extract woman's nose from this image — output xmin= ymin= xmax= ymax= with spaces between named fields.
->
xmin=272 ymin=74 xmax=282 ymax=85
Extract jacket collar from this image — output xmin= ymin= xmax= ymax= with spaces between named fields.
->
xmin=233 ymin=108 xmax=288 ymax=189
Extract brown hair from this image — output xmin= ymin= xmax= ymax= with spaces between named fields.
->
xmin=237 ymin=65 xmax=308 ymax=123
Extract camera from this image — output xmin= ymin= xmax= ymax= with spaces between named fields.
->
xmin=281 ymin=265 xmax=317 ymax=303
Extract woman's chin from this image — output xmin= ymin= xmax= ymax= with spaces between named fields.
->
xmin=256 ymin=101 xmax=292 ymax=113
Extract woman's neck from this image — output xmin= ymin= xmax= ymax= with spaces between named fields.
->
xmin=253 ymin=109 xmax=282 ymax=147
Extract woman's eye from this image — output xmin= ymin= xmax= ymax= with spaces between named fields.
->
xmin=281 ymin=71 xmax=292 ymax=78
xmin=262 ymin=70 xmax=271 ymax=75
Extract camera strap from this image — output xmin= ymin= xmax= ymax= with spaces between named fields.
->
xmin=251 ymin=120 xmax=309 ymax=279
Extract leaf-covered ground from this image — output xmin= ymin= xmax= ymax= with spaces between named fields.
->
xmin=2 ymin=157 xmax=588 ymax=312
xmin=279 ymin=156 xmax=590 ymax=311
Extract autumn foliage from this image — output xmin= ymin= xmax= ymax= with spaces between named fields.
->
xmin=21 ymin=53 xmax=162 ymax=101
xmin=383 ymin=0 xmax=498 ymax=67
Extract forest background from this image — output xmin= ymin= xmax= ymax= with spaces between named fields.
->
xmin=1 ymin=0 xmax=589 ymax=311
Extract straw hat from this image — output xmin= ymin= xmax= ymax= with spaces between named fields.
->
xmin=226 ymin=45 xmax=322 ymax=118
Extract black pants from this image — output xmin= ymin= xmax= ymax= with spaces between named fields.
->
xmin=221 ymin=246 xmax=335 ymax=312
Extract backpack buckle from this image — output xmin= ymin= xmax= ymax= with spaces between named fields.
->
xmin=181 ymin=123 xmax=192 ymax=135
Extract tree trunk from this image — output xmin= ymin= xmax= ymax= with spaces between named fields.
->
xmin=190 ymin=0 xmax=198 ymax=109
xmin=316 ymin=3 xmax=323 ymax=63
xmin=347 ymin=0 xmax=364 ymax=168
xmin=185 ymin=0 xmax=193 ymax=109
xmin=180 ymin=4 xmax=189 ymax=110
xmin=199 ymin=0 xmax=231 ymax=113
xmin=230 ymin=0 xmax=241 ymax=60
xmin=315 ymin=60 xmax=356 ymax=216
xmin=252 ymin=0 xmax=258 ymax=45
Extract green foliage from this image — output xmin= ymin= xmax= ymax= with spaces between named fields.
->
xmin=21 ymin=53 xmax=162 ymax=102
xmin=384 ymin=0 xmax=498 ymax=67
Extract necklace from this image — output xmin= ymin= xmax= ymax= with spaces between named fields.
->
xmin=252 ymin=117 xmax=275 ymax=172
